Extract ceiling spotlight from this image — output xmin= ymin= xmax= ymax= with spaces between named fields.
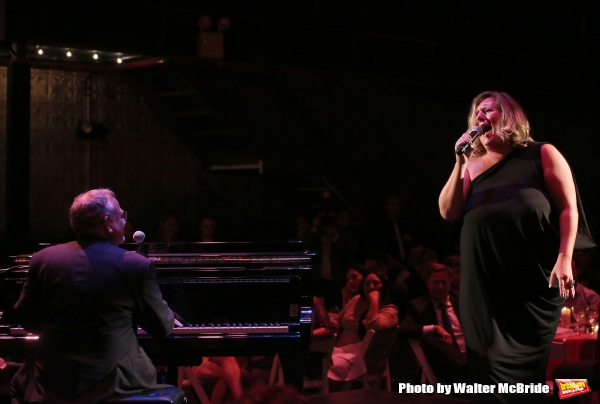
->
xmin=217 ymin=17 xmax=231 ymax=32
xmin=117 ymin=58 xmax=122 ymax=64
xmin=66 ymin=50 xmax=72 ymax=57
xmin=198 ymin=15 xmax=212 ymax=30
xmin=37 ymin=48 xmax=43 ymax=55
xmin=93 ymin=53 xmax=99 ymax=60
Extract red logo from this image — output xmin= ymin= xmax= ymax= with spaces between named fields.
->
xmin=555 ymin=379 xmax=591 ymax=399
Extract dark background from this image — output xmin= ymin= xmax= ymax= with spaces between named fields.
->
xmin=1 ymin=0 xmax=598 ymax=259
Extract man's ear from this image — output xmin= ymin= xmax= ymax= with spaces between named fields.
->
xmin=104 ymin=216 xmax=113 ymax=233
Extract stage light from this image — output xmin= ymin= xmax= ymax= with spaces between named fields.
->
xmin=93 ymin=53 xmax=99 ymax=60
xmin=37 ymin=48 xmax=43 ymax=55
xmin=117 ymin=58 xmax=122 ymax=63
xmin=66 ymin=50 xmax=72 ymax=57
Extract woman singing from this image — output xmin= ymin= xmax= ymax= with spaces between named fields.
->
xmin=438 ymin=91 xmax=594 ymax=403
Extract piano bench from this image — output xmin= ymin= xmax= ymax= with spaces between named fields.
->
xmin=102 ymin=387 xmax=187 ymax=404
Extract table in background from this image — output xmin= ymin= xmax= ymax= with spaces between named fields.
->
xmin=547 ymin=330 xmax=597 ymax=380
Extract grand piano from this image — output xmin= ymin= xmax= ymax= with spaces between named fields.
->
xmin=0 ymin=241 xmax=314 ymax=390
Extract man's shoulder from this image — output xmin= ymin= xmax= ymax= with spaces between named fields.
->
xmin=100 ymin=244 xmax=151 ymax=267
xmin=32 ymin=241 xmax=79 ymax=258
xmin=122 ymin=249 xmax=151 ymax=266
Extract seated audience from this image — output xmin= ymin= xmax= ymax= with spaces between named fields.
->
xmin=399 ymin=244 xmax=429 ymax=300
xmin=363 ymin=253 xmax=408 ymax=320
xmin=290 ymin=215 xmax=311 ymax=242
xmin=193 ymin=357 xmax=244 ymax=404
xmin=306 ymin=215 xmax=355 ymax=312
xmin=574 ymin=249 xmax=600 ymax=293
xmin=365 ymin=195 xmax=416 ymax=263
xmin=199 ymin=215 xmax=220 ymax=242
xmin=564 ymin=259 xmax=600 ymax=316
xmin=552 ymin=326 xmax=600 ymax=403
xmin=327 ymin=271 xmax=398 ymax=390
xmin=152 ymin=212 xmax=183 ymax=242
xmin=312 ymin=296 xmax=335 ymax=338
xmin=305 ymin=297 xmax=336 ymax=381
xmin=443 ymin=254 xmax=462 ymax=297
xmin=399 ymin=262 xmax=467 ymax=385
xmin=335 ymin=210 xmax=361 ymax=260
xmin=0 ymin=358 xmax=9 ymax=404
xmin=340 ymin=265 xmax=367 ymax=307
xmin=236 ymin=383 xmax=306 ymax=404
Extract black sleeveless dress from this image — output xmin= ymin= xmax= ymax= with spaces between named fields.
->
xmin=460 ymin=142 xmax=595 ymax=403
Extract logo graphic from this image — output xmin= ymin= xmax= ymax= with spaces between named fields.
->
xmin=555 ymin=379 xmax=591 ymax=399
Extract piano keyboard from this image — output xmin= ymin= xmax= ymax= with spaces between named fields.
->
xmin=2 ymin=324 xmax=290 ymax=337
xmin=141 ymin=323 xmax=290 ymax=335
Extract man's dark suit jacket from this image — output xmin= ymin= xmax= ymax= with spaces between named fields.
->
xmin=11 ymin=235 xmax=175 ymax=403
xmin=399 ymin=294 xmax=460 ymax=338
xmin=399 ymin=294 xmax=466 ymax=384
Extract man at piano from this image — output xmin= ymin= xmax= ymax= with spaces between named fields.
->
xmin=11 ymin=189 xmax=175 ymax=403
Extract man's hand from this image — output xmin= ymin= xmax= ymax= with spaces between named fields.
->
xmin=433 ymin=325 xmax=453 ymax=345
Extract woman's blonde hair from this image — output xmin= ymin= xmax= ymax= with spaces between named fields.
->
xmin=468 ymin=91 xmax=532 ymax=156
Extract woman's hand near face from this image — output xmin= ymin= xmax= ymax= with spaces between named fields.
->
xmin=454 ymin=132 xmax=474 ymax=163
xmin=367 ymin=290 xmax=381 ymax=304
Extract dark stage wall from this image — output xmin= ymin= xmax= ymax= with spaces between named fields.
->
xmin=0 ymin=66 xmax=598 ymax=256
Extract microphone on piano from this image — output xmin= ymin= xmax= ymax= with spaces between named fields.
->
xmin=133 ymin=230 xmax=148 ymax=257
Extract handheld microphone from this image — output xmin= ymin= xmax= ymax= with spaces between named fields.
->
xmin=455 ymin=124 xmax=491 ymax=156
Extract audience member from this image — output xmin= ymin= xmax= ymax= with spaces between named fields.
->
xmin=366 ymin=195 xmax=416 ymax=263
xmin=152 ymin=213 xmax=183 ymax=242
xmin=564 ymin=260 xmax=600 ymax=316
xmin=552 ymin=326 xmax=600 ymax=403
xmin=327 ymin=271 xmax=398 ymax=390
xmin=399 ymin=244 xmax=429 ymax=300
xmin=399 ymin=263 xmax=467 ymax=385
xmin=443 ymin=254 xmax=462 ymax=297
xmin=341 ymin=265 xmax=367 ymax=307
xmin=199 ymin=215 xmax=220 ymax=242
xmin=363 ymin=252 xmax=403 ymax=285
xmin=306 ymin=215 xmax=358 ymax=311
xmin=193 ymin=357 xmax=244 ymax=404
xmin=312 ymin=296 xmax=335 ymax=338
xmin=235 ymin=383 xmax=306 ymax=404
xmin=363 ymin=252 xmax=408 ymax=319
xmin=0 ymin=358 xmax=9 ymax=404
xmin=419 ymin=248 xmax=439 ymax=274
xmin=290 ymin=215 xmax=311 ymax=243
xmin=336 ymin=210 xmax=361 ymax=256
xmin=574 ymin=249 xmax=600 ymax=293
xmin=305 ymin=296 xmax=336 ymax=381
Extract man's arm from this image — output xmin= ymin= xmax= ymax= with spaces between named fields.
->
xmin=398 ymin=301 xmax=425 ymax=338
xmin=137 ymin=260 xmax=174 ymax=337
